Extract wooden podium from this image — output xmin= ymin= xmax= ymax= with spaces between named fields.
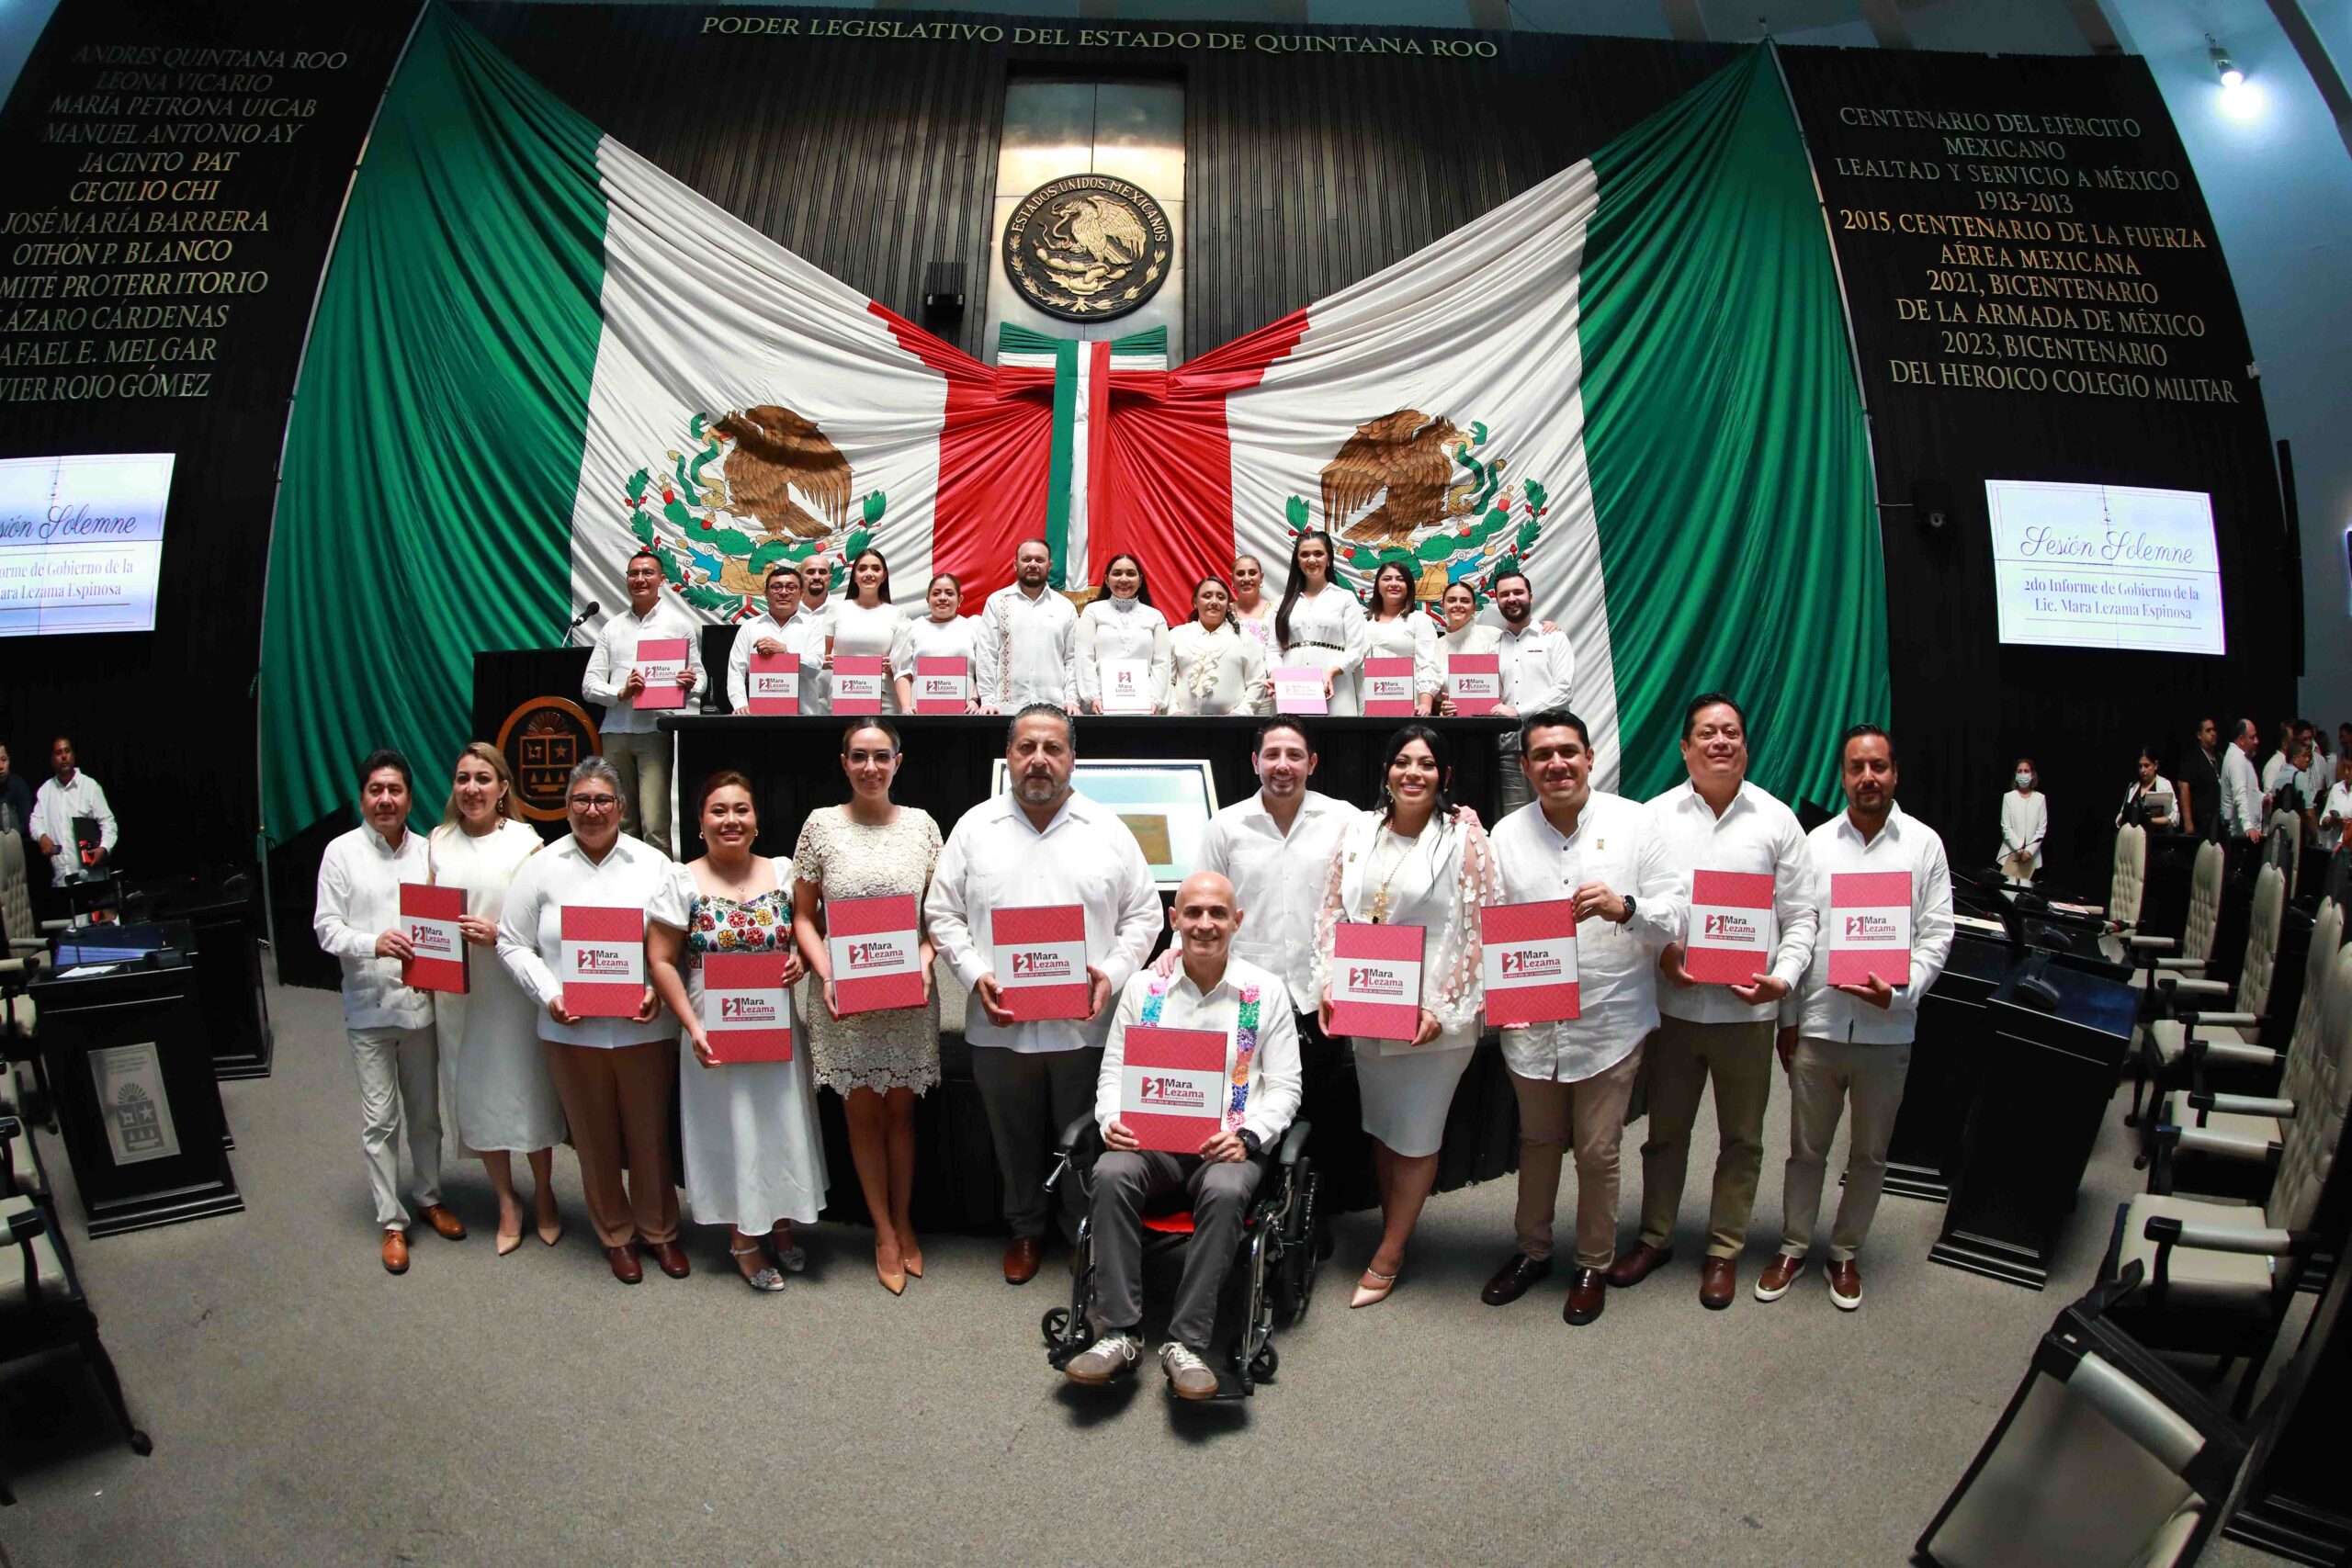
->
xmin=1880 ymin=931 xmax=2013 ymax=1202
xmin=1929 ymin=950 xmax=2136 ymax=1288
xmin=29 ymin=925 xmax=244 ymax=1236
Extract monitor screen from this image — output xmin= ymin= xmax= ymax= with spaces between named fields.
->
xmin=0 ymin=451 xmax=175 ymax=637
xmin=1986 ymin=479 xmax=2223 ymax=655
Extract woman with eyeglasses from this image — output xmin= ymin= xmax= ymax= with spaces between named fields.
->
xmin=428 ymin=741 xmax=563 ymax=1254
xmin=1274 ymin=530 xmax=1369 ymax=716
xmin=496 ymin=756 xmax=686 ymax=1286
xmin=891 ymin=572 xmax=979 ymax=714
xmin=1312 ymin=724 xmax=1502 ymax=1308
xmin=647 ymin=772 xmax=826 ymax=1292
xmin=791 ymin=721 xmax=944 ymax=1294
xmin=1166 ymin=575 xmax=1271 ymax=717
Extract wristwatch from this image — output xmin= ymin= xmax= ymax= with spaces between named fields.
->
xmin=1238 ymin=1129 xmax=1263 ymax=1157
xmin=1617 ymin=895 xmax=1637 ymax=925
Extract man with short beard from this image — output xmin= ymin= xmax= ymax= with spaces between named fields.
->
xmin=1488 ymin=570 xmax=1573 ymax=813
xmin=974 ymin=538 xmax=1079 ymax=713
xmin=926 ymin=705 xmax=1159 ymax=1281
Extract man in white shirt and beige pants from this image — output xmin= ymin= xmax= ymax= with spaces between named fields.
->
xmin=581 ymin=548 xmax=705 ymax=856
xmin=1757 ymin=724 xmax=1953 ymax=1311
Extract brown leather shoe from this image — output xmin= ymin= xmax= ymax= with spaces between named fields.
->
xmin=1481 ymin=1253 xmax=1551 ymax=1306
xmin=1826 ymin=1258 xmax=1862 ymax=1311
xmin=1003 ymin=1235 xmax=1042 ymax=1284
xmin=419 ymin=1204 xmax=468 ymax=1241
xmin=1754 ymin=1252 xmax=1805 ymax=1302
xmin=1604 ymin=1242 xmax=1673 ymax=1289
xmin=1563 ymin=1268 xmax=1607 ymax=1325
xmin=649 ymin=1240 xmax=691 ymax=1280
xmin=380 ymin=1230 xmax=410 ymax=1275
xmin=1700 ymin=1256 xmax=1737 ymax=1310
xmin=606 ymin=1245 xmax=643 ymax=1284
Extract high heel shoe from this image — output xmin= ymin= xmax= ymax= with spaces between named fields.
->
xmin=537 ymin=1217 xmax=563 ymax=1247
xmin=768 ymin=1224 xmax=808 ymax=1273
xmin=732 ymin=1242 xmax=786 ymax=1293
xmin=875 ymin=1243 xmax=907 ymax=1296
xmin=900 ymin=1240 xmax=924 ymax=1279
xmin=1350 ymin=1268 xmax=1398 ymax=1309
xmin=495 ymin=1226 xmax=523 ymax=1258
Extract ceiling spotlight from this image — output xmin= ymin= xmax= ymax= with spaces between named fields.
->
xmin=2209 ymin=37 xmax=2245 ymax=89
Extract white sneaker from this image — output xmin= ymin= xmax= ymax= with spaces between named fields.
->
xmin=1159 ymin=1340 xmax=1218 ymax=1400
xmin=1065 ymin=1331 xmax=1142 ymax=1385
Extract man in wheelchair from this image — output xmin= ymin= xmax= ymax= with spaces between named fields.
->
xmin=1062 ymin=871 xmax=1302 ymax=1399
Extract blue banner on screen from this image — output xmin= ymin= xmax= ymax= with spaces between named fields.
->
xmin=1987 ymin=479 xmax=2224 ymax=656
xmin=0 ymin=453 xmax=175 ymax=637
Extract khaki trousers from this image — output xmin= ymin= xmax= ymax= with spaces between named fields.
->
xmin=1510 ymin=1044 xmax=1642 ymax=1269
xmin=544 ymin=1039 xmax=679 ymax=1247
xmin=1778 ymin=1037 xmax=1913 ymax=1261
xmin=347 ymin=1024 xmax=442 ymax=1231
xmin=603 ymin=729 xmax=673 ymax=858
xmin=1636 ymin=1013 xmax=1776 ymax=1258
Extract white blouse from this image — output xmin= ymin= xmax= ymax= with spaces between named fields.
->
xmin=1999 ymin=790 xmax=2048 ymax=870
xmin=890 ymin=612 xmax=978 ymax=679
xmin=1311 ymin=809 xmax=1504 ymax=1049
xmin=1166 ymin=620 xmax=1271 ymax=716
xmin=1363 ymin=612 xmax=1442 ymax=697
xmin=1278 ymin=586 xmax=1368 ymax=673
xmin=1232 ymin=604 xmax=1279 ymax=671
xmin=1076 ymin=596 xmax=1172 ymax=711
xmin=828 ymin=600 xmax=906 ymax=714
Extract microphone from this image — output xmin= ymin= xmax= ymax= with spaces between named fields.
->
xmin=567 ymin=601 xmax=600 ymax=632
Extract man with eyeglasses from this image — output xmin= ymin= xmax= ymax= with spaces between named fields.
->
xmin=725 ymin=564 xmax=830 ymax=716
xmin=581 ymin=549 xmax=705 ymax=857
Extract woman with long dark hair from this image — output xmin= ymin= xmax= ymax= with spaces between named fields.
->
xmin=1312 ymin=724 xmax=1502 ymax=1306
xmin=1274 ymin=530 xmax=1369 ymax=716
xmin=1362 ymin=559 xmax=1440 ymax=716
xmin=1075 ymin=552 xmax=1170 ymax=714
xmin=827 ymin=547 xmax=906 ymax=714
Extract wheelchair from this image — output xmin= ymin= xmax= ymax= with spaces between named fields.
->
xmin=1040 ymin=1112 xmax=1320 ymax=1398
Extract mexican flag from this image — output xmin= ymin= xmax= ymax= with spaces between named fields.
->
xmin=259 ymin=9 xmax=1883 ymax=841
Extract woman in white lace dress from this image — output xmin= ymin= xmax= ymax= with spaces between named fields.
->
xmin=1166 ymin=575 xmax=1271 ymax=716
xmin=1075 ymin=553 xmax=1171 ymax=714
xmin=1274 ymin=530 xmax=1369 ymax=715
xmin=890 ymin=572 xmax=978 ymax=713
xmin=827 ymin=547 xmax=907 ymax=714
xmin=1314 ymin=724 xmax=1502 ymax=1308
xmin=791 ymin=719 xmax=943 ymax=1295
xmin=1361 ymin=560 xmax=1441 ymax=715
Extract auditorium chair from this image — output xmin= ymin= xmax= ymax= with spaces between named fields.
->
xmin=2125 ymin=865 xmax=2291 ymax=1134
xmin=0 ymin=1182 xmax=152 ymax=1505
xmin=2096 ymin=824 xmax=2149 ymax=964
xmin=2265 ymin=809 xmax=2301 ymax=896
xmin=1916 ymin=1264 xmax=2247 ymax=1568
xmin=2097 ymin=941 xmax=2352 ymax=1416
xmin=0 ymin=829 xmax=53 ymax=1133
xmin=2143 ymin=898 xmax=2342 ymax=1204
xmin=2120 ymin=840 xmax=2225 ymax=997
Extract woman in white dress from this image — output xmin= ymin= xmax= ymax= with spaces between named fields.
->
xmin=1313 ymin=724 xmax=1502 ymax=1307
xmin=1999 ymin=757 xmax=2048 ymax=883
xmin=1275 ymin=530 xmax=1369 ymax=716
xmin=2118 ymin=747 xmax=2177 ymax=830
xmin=891 ymin=572 xmax=979 ymax=713
xmin=428 ymin=742 xmax=565 ymax=1254
xmin=792 ymin=720 xmax=944 ymax=1295
xmin=1229 ymin=553 xmax=1279 ymax=704
xmin=1361 ymin=560 xmax=1441 ymax=716
xmin=1076 ymin=552 xmax=1171 ymax=714
xmin=647 ymin=773 xmax=826 ymax=1292
xmin=827 ymin=547 xmax=906 ymax=714
xmin=1166 ymin=575 xmax=1271 ymax=716
xmin=1432 ymin=581 xmax=1503 ymax=716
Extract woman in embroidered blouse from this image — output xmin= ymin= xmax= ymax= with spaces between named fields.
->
xmin=646 ymin=772 xmax=825 ymax=1292
xmin=1314 ymin=724 xmax=1502 ymax=1308
xmin=1275 ymin=530 xmax=1369 ymax=716
xmin=1166 ymin=575 xmax=1272 ymax=716
xmin=1361 ymin=560 xmax=1441 ymax=716
xmin=1229 ymin=553 xmax=1279 ymax=701
xmin=890 ymin=572 xmax=979 ymax=714
xmin=792 ymin=720 xmax=944 ymax=1296
xmin=827 ymin=547 xmax=906 ymax=714
xmin=1076 ymin=552 xmax=1171 ymax=714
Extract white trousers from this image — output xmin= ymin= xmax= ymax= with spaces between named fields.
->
xmin=348 ymin=1024 xmax=443 ymax=1230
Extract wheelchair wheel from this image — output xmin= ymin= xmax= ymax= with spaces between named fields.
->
xmin=1041 ymin=1305 xmax=1070 ymax=1348
xmin=1248 ymin=1344 xmax=1278 ymax=1382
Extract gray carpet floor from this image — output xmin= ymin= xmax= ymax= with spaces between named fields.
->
xmin=0 ymin=977 xmax=2305 ymax=1567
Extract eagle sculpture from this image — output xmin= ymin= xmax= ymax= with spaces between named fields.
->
xmin=1319 ymin=409 xmax=1476 ymax=546
xmin=713 ymin=404 xmax=853 ymax=538
xmin=1050 ymin=195 xmax=1149 ymax=267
